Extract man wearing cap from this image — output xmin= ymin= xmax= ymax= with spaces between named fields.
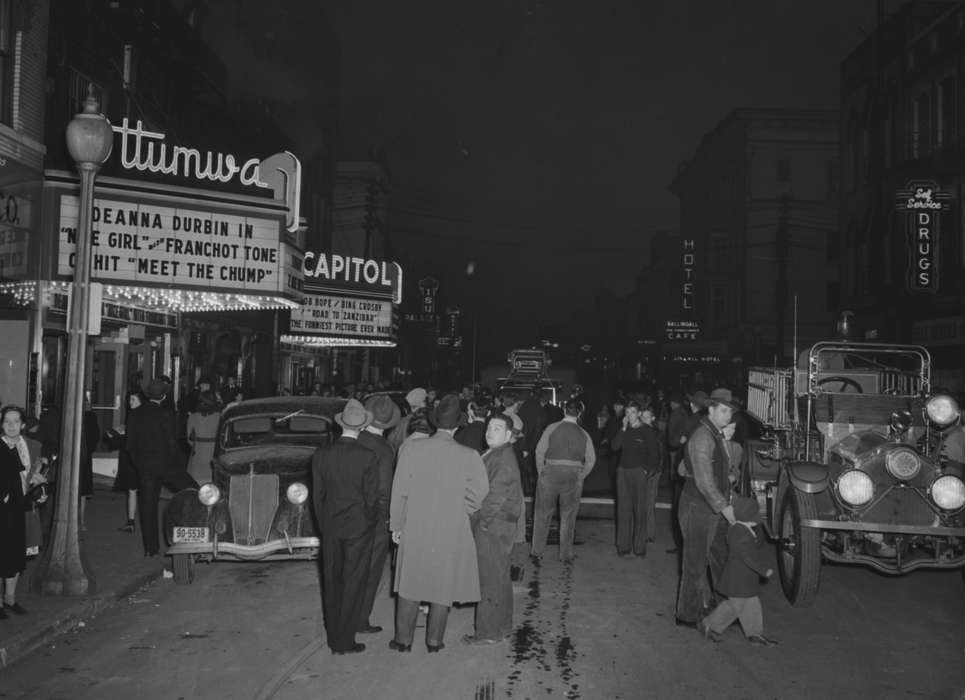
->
xmin=356 ymin=394 xmax=401 ymax=635
xmin=389 ymin=394 xmax=489 ymax=653
xmin=531 ymin=398 xmax=596 ymax=564
xmin=387 ymin=387 xmax=427 ymax=453
xmin=312 ymin=399 xmax=380 ymax=655
xmin=675 ymin=388 xmax=740 ymax=628
xmin=126 ymin=378 xmax=198 ymax=557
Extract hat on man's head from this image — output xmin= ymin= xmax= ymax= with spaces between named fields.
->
xmin=405 ymin=387 xmax=427 ymax=409
xmin=335 ymin=398 xmax=373 ymax=431
xmin=707 ymin=388 xmax=742 ymax=411
xmin=365 ymin=394 xmax=401 ymax=430
xmin=145 ymin=378 xmax=168 ymax=400
xmin=733 ymin=495 xmax=761 ymax=524
xmin=431 ymin=394 xmax=464 ymax=430
xmin=688 ymin=390 xmax=708 ymax=408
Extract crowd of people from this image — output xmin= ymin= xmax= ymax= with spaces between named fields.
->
xmin=310 ymin=379 xmax=781 ymax=655
xmin=1 ymin=371 xmax=781 ymax=651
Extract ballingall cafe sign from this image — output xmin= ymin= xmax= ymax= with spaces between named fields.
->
xmin=282 ymin=251 xmax=403 ymax=347
xmin=52 ymin=119 xmax=305 ymax=312
xmin=895 ymin=180 xmax=952 ymax=293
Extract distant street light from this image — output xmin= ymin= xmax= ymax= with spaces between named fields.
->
xmin=32 ymin=91 xmax=113 ymax=595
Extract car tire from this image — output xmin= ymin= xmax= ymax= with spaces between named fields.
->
xmin=777 ymin=488 xmax=821 ymax=607
xmin=173 ymin=553 xmax=196 ymax=585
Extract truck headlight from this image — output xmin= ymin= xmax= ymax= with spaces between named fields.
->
xmin=837 ymin=469 xmax=874 ymax=506
xmin=930 ymin=475 xmax=965 ymax=511
xmin=885 ymin=448 xmax=920 ymax=481
xmin=926 ymin=394 xmax=960 ymax=427
xmin=286 ymin=482 xmax=309 ymax=505
xmin=198 ymin=483 xmax=221 ymax=506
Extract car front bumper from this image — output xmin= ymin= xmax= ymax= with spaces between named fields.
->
xmin=167 ymin=536 xmax=320 ymax=561
xmin=800 ymin=518 xmax=965 ymax=536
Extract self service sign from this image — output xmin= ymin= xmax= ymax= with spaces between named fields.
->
xmin=896 ymin=181 xmax=952 ymax=293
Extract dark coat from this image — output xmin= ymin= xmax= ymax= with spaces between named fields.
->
xmin=311 ymin=436 xmax=379 ymax=539
xmin=455 ymin=420 xmax=486 ymax=454
xmin=356 ymin=430 xmax=395 ymax=523
xmin=126 ymin=400 xmax=184 ymax=477
xmin=718 ymin=523 xmax=771 ymax=598
xmin=476 ymin=443 xmax=523 ymax=527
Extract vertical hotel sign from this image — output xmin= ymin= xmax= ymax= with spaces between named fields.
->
xmin=896 ymin=181 xmax=952 ymax=293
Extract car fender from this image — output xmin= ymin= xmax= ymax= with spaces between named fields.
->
xmin=786 ymin=461 xmax=829 ymax=494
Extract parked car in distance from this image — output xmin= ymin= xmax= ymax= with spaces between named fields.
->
xmin=164 ymin=396 xmax=346 ymax=583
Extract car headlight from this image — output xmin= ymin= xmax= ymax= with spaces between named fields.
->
xmin=930 ymin=475 xmax=965 ymax=511
xmin=837 ymin=469 xmax=875 ymax=506
xmin=926 ymin=394 xmax=960 ymax=427
xmin=885 ymin=448 xmax=920 ymax=481
xmin=197 ymin=483 xmax=221 ymax=506
xmin=286 ymin=482 xmax=309 ymax=505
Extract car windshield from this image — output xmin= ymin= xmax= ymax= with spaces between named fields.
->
xmin=223 ymin=412 xmax=332 ymax=449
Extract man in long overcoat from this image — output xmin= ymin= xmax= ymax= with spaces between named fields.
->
xmin=126 ymin=378 xmax=197 ymax=556
xmin=389 ymin=394 xmax=489 ymax=653
xmin=312 ymin=399 xmax=380 ymax=655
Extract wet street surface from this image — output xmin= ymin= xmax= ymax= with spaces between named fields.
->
xmin=1 ymin=518 xmax=964 ymax=699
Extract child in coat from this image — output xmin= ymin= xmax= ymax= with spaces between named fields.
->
xmin=699 ymin=495 xmax=779 ymax=646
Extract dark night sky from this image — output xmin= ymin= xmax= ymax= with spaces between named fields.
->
xmin=205 ymin=1 xmax=895 ymax=354
xmin=329 ymin=0 xmax=886 ymax=348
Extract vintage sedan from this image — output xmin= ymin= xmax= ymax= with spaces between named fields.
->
xmin=164 ymin=396 xmax=346 ymax=583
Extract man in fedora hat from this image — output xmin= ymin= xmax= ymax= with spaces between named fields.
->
xmin=355 ymin=394 xmax=401 ymax=635
xmin=126 ymin=377 xmax=198 ymax=557
xmin=389 ymin=394 xmax=489 ymax=653
xmin=675 ymin=387 xmax=741 ymax=629
xmin=312 ymin=398 xmax=380 ymax=655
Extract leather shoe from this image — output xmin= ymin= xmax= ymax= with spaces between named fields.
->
xmin=388 ymin=639 xmax=412 ymax=652
xmin=747 ymin=635 xmax=779 ymax=647
xmin=4 ymin=602 xmax=27 ymax=615
xmin=674 ymin=618 xmax=698 ymax=629
xmin=331 ymin=642 xmax=365 ymax=655
xmin=358 ymin=625 xmax=383 ymax=634
xmin=426 ymin=642 xmax=445 ymax=653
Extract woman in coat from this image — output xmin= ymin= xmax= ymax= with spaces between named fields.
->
xmin=389 ymin=395 xmax=489 ymax=652
xmin=0 ymin=405 xmax=43 ymax=616
xmin=185 ymin=391 xmax=220 ymax=485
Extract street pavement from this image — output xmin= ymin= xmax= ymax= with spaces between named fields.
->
xmin=0 ymin=480 xmax=170 ymax=670
xmin=2 ymin=477 xmax=965 ymax=699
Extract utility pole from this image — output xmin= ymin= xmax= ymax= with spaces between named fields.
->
xmin=775 ymin=193 xmax=791 ymax=363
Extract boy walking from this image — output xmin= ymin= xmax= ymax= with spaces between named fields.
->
xmin=698 ymin=496 xmax=779 ymax=647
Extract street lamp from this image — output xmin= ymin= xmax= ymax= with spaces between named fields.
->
xmin=32 ymin=91 xmax=113 ymax=595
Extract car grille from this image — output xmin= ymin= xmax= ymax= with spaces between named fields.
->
xmin=863 ymin=487 xmax=936 ymax=528
xmin=229 ymin=473 xmax=279 ymax=545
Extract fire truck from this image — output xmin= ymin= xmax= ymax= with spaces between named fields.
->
xmin=742 ymin=332 xmax=965 ymax=606
xmin=484 ymin=348 xmax=568 ymax=406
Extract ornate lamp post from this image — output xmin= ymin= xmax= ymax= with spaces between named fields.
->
xmin=32 ymin=92 xmax=113 ymax=595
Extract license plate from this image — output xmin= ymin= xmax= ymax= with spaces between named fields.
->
xmin=173 ymin=526 xmax=209 ymax=543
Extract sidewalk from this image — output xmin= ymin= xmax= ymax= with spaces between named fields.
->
xmin=0 ymin=479 xmax=170 ymax=670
